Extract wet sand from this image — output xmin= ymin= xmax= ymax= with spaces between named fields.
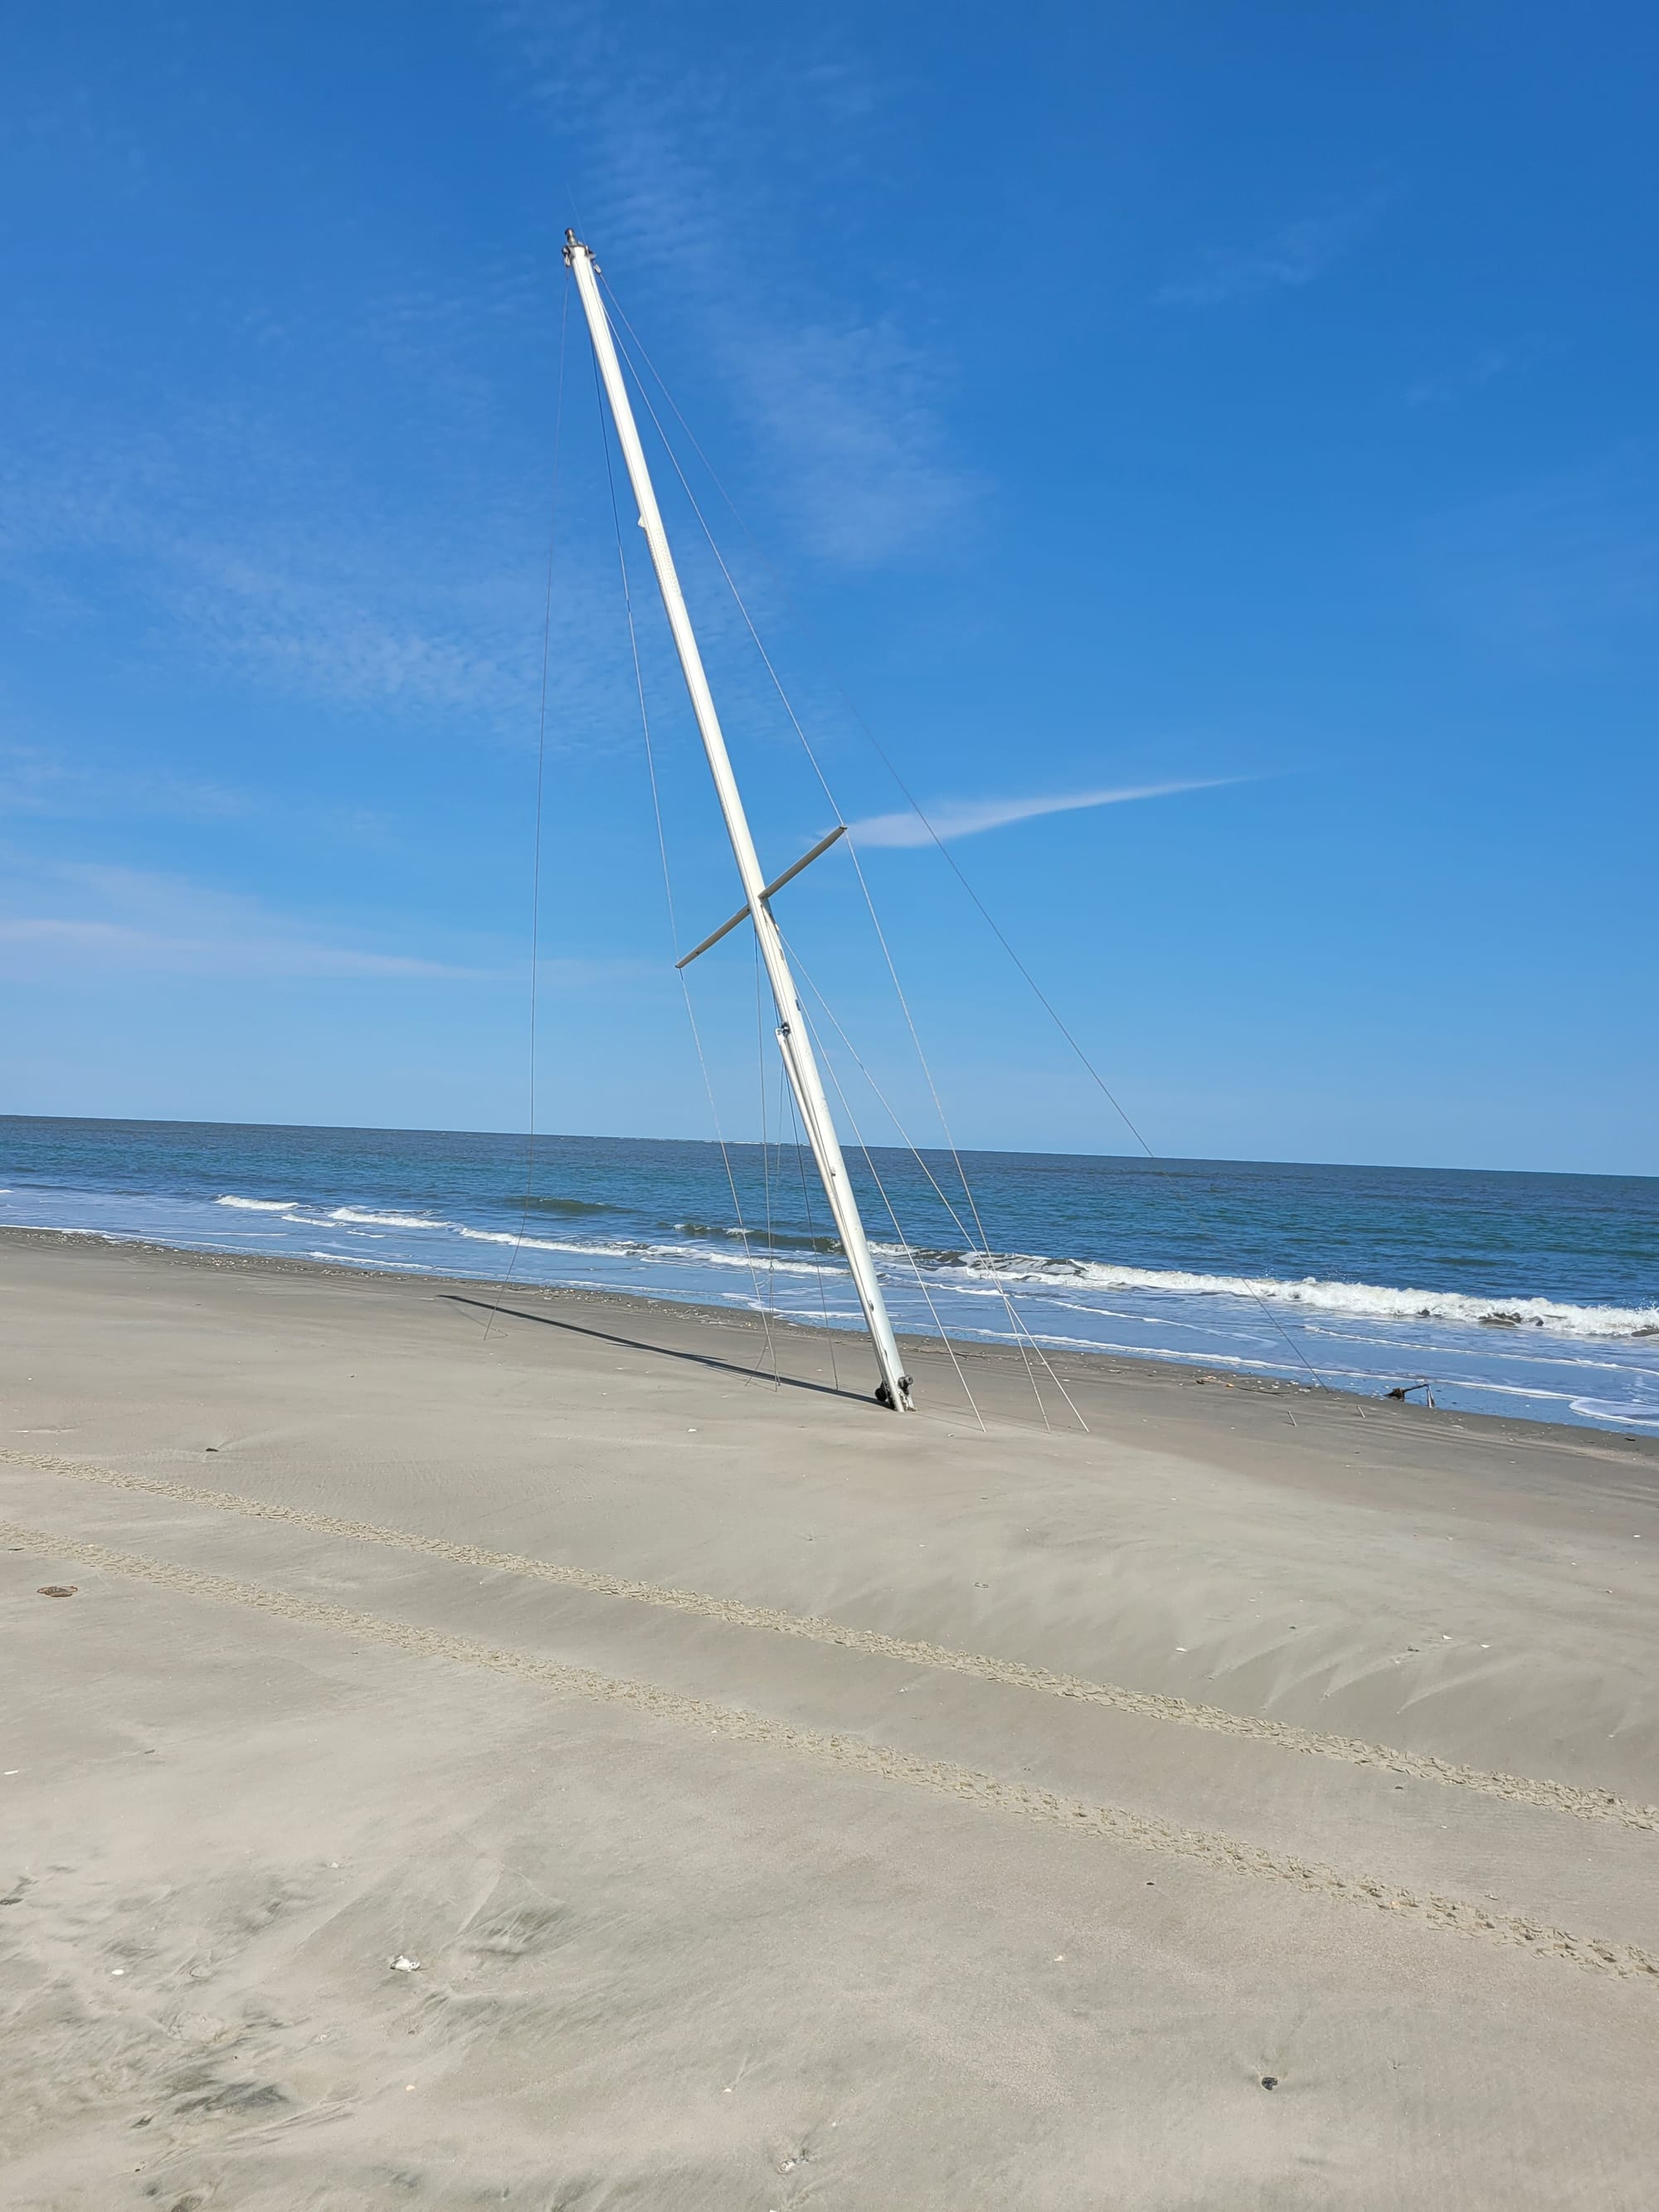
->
xmin=2 ymin=1228 xmax=1657 ymax=2208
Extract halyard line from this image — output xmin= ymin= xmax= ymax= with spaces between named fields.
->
xmin=4 ymin=1517 xmax=1654 ymax=1986
xmin=4 ymin=1447 xmax=1655 ymax=1835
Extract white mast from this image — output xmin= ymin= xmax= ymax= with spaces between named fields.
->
xmin=565 ymin=231 xmax=913 ymax=1411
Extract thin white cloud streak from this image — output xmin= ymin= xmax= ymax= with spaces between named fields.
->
xmin=0 ymin=917 xmax=479 ymax=980
xmin=0 ymin=863 xmax=484 ymax=980
xmin=0 ymin=861 xmax=665 ymax=984
xmin=1404 ymin=340 xmax=1541 ymax=407
xmin=848 ymin=778 xmax=1239 ymax=849
xmin=0 ymin=919 xmax=650 ymax=985
xmin=0 ymin=742 xmax=253 ymax=823
xmin=1159 ymin=196 xmax=1389 ymax=309
xmin=1425 ymin=445 xmax=1659 ymax=671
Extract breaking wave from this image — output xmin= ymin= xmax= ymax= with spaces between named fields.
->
xmin=207 ymin=1193 xmax=1654 ymax=1339
xmin=886 ymin=1249 xmax=1659 ymax=1340
xmin=205 ymin=1196 xmax=841 ymax=1279
xmin=327 ymin=1207 xmax=447 ymax=1229
xmin=9 ymin=1117 xmax=1652 ymax=1439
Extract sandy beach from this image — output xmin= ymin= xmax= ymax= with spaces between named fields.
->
xmin=2 ymin=1225 xmax=1657 ymax=2208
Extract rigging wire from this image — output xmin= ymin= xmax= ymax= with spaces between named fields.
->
xmin=795 ymin=999 xmax=987 ymax=1432
xmin=781 ymin=1063 xmax=843 ymax=1392
xmin=755 ymin=930 xmax=780 ymax=1367
xmin=588 ymin=327 xmax=781 ymax=1391
xmin=775 ymin=1028 xmax=793 ymax=1337
xmin=833 ymin=844 xmax=1070 ymax=1430
xmin=484 ymin=284 xmax=569 ymax=1341
xmin=599 ymin=306 xmax=1086 ymax=1418
xmin=596 ymin=275 xmax=1335 ymax=1403
xmin=781 ymin=932 xmax=1089 ymax=1435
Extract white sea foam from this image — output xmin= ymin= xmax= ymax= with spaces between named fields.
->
xmin=915 ymin=1252 xmax=1659 ymax=1340
xmin=673 ymin=1242 xmax=834 ymax=1277
xmin=452 ymin=1224 xmax=636 ymax=1257
xmin=289 ymin=1213 xmax=825 ymax=1276
xmin=178 ymin=1194 xmax=1659 ymax=1346
xmin=1571 ymin=1395 xmax=1659 ymax=1426
xmin=327 ymin=1207 xmax=448 ymax=1229
xmin=1300 ymin=1325 xmax=1650 ymax=1375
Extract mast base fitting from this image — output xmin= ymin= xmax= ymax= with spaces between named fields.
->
xmin=874 ymin=1376 xmax=914 ymax=1411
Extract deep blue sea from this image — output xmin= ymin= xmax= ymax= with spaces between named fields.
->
xmin=2 ymin=1116 xmax=1657 ymax=1432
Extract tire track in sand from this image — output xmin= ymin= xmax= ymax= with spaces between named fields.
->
xmin=4 ymin=1517 xmax=1654 ymax=1986
xmin=6 ymin=1448 xmax=1655 ymax=1835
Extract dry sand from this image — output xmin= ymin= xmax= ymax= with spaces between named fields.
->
xmin=2 ymin=1227 xmax=1657 ymax=2208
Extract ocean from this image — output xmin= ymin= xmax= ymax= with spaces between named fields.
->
xmin=2 ymin=1115 xmax=1656 ymax=1433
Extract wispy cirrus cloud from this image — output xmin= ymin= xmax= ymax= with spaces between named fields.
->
xmin=848 ymin=778 xmax=1238 ymax=849
xmin=1405 ymin=339 xmax=1542 ymax=407
xmin=0 ymin=741 xmax=254 ymax=823
xmin=503 ymin=2 xmax=978 ymax=566
xmin=733 ymin=319 xmax=976 ymax=565
xmin=1424 ymin=445 xmax=1659 ymax=671
xmin=0 ymin=398 xmax=755 ymax=776
xmin=0 ymin=423 xmax=550 ymax=728
xmin=1159 ymin=194 xmax=1390 ymax=309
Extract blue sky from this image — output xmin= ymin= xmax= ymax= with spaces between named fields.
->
xmin=2 ymin=1 xmax=1655 ymax=1172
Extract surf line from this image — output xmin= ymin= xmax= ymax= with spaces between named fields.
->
xmin=6 ymin=1448 xmax=1655 ymax=1837
xmin=3 ymin=1516 xmax=1653 ymax=1986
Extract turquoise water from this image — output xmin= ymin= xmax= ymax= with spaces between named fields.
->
xmin=2 ymin=1115 xmax=1657 ymax=1432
